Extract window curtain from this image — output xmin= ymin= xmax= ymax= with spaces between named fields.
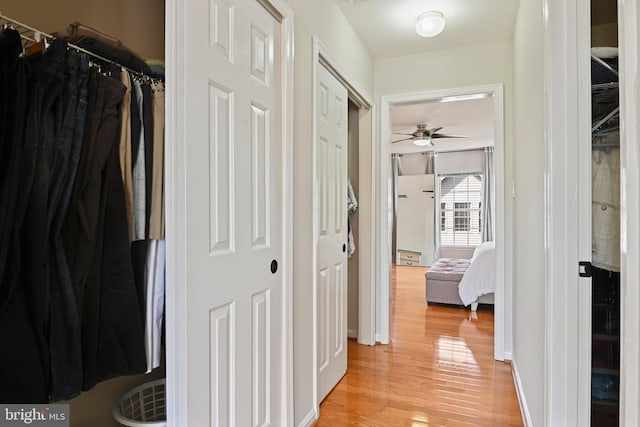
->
xmin=432 ymin=152 xmax=441 ymax=260
xmin=391 ymin=154 xmax=401 ymax=263
xmin=482 ymin=147 xmax=494 ymax=242
xmin=424 ymin=151 xmax=435 ymax=174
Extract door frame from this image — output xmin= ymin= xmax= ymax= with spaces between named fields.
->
xmin=164 ymin=0 xmax=295 ymax=425
xmin=618 ymin=1 xmax=640 ymax=424
xmin=311 ymin=36 xmax=374 ymax=416
xmin=378 ymin=83 xmax=508 ymax=362
xmin=544 ymin=0 xmax=640 ymax=425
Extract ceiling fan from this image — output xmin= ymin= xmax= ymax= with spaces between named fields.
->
xmin=391 ymin=123 xmax=467 ymax=146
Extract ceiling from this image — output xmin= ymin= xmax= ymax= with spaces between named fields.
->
xmin=389 ymin=96 xmax=495 ymax=154
xmin=334 ymin=0 xmax=520 ymax=60
xmin=333 ymin=0 xmax=515 ymax=154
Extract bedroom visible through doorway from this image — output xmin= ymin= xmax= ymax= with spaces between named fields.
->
xmin=379 ymin=84 xmax=508 ymax=361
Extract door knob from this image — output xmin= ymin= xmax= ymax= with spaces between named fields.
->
xmin=270 ymin=260 xmax=278 ymax=274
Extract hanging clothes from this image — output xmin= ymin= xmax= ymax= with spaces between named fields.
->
xmin=0 ymin=23 xmax=153 ymax=403
xmin=119 ymin=69 xmax=135 ymax=239
xmin=132 ymin=79 xmax=147 ymax=242
xmin=348 ymin=178 xmax=358 ymax=215
xmin=592 ymin=143 xmax=620 ymax=272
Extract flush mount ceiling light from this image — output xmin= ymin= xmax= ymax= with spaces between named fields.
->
xmin=416 ymin=11 xmax=446 ymax=38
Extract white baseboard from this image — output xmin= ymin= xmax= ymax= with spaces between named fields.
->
xmin=348 ymin=328 xmax=358 ymax=339
xmin=504 ymin=351 xmax=513 ymax=361
xmin=511 ymin=358 xmax=533 ymax=427
xmin=297 ymin=408 xmax=317 ymax=427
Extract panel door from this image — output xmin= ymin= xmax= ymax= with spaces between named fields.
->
xmin=184 ymin=0 xmax=284 ymax=425
xmin=316 ymin=64 xmax=349 ymax=402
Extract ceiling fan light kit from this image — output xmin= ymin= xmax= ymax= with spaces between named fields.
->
xmin=416 ymin=11 xmax=446 ymax=38
xmin=412 ymin=137 xmax=433 ymax=146
xmin=391 ymin=123 xmax=467 ymax=145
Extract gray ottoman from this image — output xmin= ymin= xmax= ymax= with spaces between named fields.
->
xmin=425 ymin=258 xmax=470 ymax=306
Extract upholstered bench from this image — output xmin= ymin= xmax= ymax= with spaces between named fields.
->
xmin=425 ymin=258 xmax=470 ymax=307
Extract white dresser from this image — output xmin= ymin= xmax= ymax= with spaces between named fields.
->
xmin=397 ymin=249 xmax=422 ymax=266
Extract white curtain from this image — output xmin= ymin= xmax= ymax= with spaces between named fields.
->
xmin=391 ymin=154 xmax=401 ymax=262
xmin=432 ymin=152 xmax=441 ymax=260
xmin=482 ymin=147 xmax=494 ymax=242
xmin=424 ymin=151 xmax=435 ymax=174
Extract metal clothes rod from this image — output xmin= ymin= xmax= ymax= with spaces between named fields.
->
xmin=592 ymin=143 xmax=619 ymax=150
xmin=591 ymin=54 xmax=619 ymax=78
xmin=0 ymin=12 xmax=158 ymax=81
xmin=592 ymin=106 xmax=619 ymax=133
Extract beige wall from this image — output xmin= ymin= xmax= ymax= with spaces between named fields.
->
xmin=374 ymin=40 xmax=514 ymax=355
xmin=512 ymin=0 xmax=546 ymax=424
xmin=2 ymin=0 xmax=165 ymax=59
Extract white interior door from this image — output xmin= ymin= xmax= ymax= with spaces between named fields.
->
xmin=183 ymin=1 xmax=284 ymax=425
xmin=316 ymin=64 xmax=349 ymax=402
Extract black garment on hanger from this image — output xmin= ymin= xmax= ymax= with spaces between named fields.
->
xmin=0 ymin=28 xmax=50 ymax=405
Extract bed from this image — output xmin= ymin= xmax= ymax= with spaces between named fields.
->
xmin=425 ymin=241 xmax=496 ymax=311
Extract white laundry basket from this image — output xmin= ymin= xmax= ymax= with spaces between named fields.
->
xmin=112 ymin=378 xmax=166 ymax=427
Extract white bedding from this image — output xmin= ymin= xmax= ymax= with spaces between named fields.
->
xmin=458 ymin=241 xmax=496 ymax=306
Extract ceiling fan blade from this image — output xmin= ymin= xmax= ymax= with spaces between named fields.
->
xmin=391 ymin=131 xmax=417 ymax=136
xmin=429 ymin=126 xmax=443 ymax=134
xmin=390 ymin=137 xmax=414 ymax=143
xmin=431 ymin=133 xmax=468 ymax=139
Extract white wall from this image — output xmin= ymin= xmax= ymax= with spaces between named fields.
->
xmin=512 ymin=0 xmax=545 ymax=424
xmin=437 ymin=149 xmax=484 ymax=174
xmin=286 ymin=1 xmax=374 ymax=424
xmin=374 ymin=41 xmax=514 ymax=355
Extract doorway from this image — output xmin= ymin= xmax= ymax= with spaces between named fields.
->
xmin=379 ymin=84 xmax=509 ymax=361
xmin=311 ymin=37 xmax=375 ymax=413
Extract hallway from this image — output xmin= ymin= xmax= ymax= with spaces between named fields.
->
xmin=314 ymin=265 xmax=523 ymax=426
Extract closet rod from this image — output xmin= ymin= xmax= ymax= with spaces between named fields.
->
xmin=592 ymin=106 xmax=619 ymax=133
xmin=0 ymin=12 xmax=159 ymax=81
xmin=592 ymin=143 xmax=619 ymax=150
xmin=591 ymin=54 xmax=619 ymax=78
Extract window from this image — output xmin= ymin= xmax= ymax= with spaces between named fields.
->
xmin=454 ymin=202 xmax=470 ymax=231
xmin=439 ymin=174 xmax=482 ymax=246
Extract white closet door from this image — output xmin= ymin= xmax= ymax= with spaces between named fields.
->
xmin=316 ymin=64 xmax=349 ymax=402
xmin=181 ymin=0 xmax=285 ymax=425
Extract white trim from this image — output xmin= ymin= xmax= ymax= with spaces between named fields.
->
xmin=543 ymin=0 xmax=589 ymax=424
xmin=165 ymin=0 xmax=187 ymax=423
xmin=269 ymin=1 xmax=296 ymax=425
xmin=619 ymin=0 xmax=640 ymax=425
xmin=378 ymin=84 xmax=508 ymax=362
xmin=311 ymin=39 xmax=320 ymax=419
xmin=314 ymin=39 xmax=374 ymax=109
xmin=297 ymin=409 xmax=317 ymax=427
xmin=311 ymin=37 xmax=375 ymax=416
xmin=360 ymin=104 xmax=377 ymax=347
xmin=165 ymin=1 xmax=295 ymax=425
xmin=504 ymin=351 xmax=513 ymax=361
xmin=512 ymin=359 xmax=534 ymax=427
xmin=347 ymin=329 xmax=358 ymax=339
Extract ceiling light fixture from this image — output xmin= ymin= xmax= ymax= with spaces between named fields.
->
xmin=416 ymin=11 xmax=446 ymax=38
xmin=413 ymin=136 xmax=433 ymax=147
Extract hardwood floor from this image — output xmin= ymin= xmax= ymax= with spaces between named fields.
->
xmin=313 ymin=265 xmax=523 ymax=427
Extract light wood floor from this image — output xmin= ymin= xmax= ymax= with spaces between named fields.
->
xmin=313 ymin=265 xmax=523 ymax=427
